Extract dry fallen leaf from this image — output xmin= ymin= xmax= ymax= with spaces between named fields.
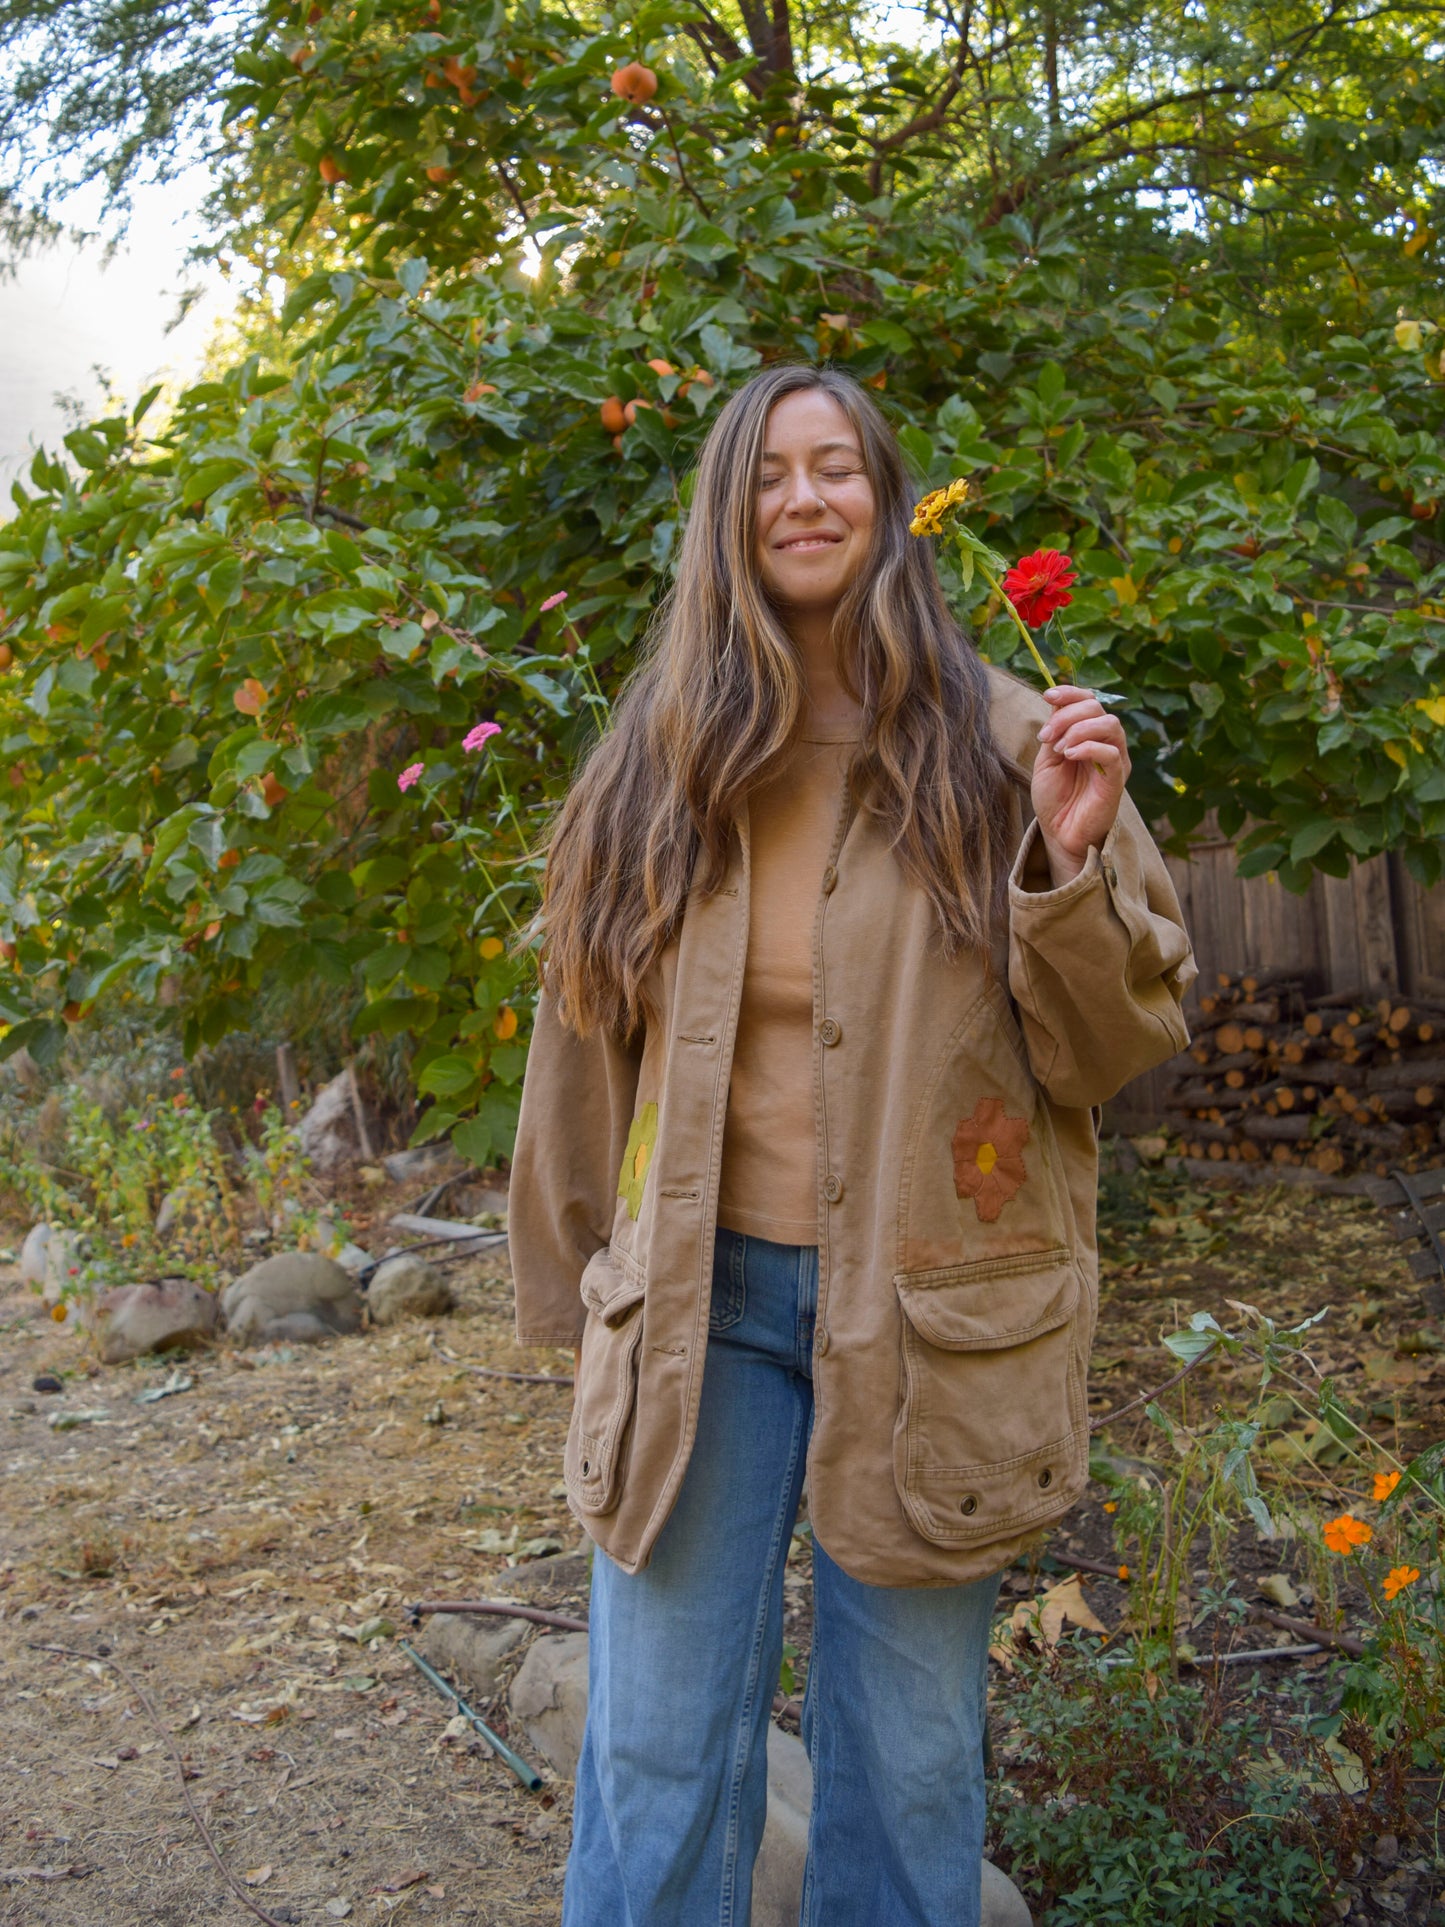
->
xmin=1258 ymin=1573 xmax=1302 ymax=1610
xmin=990 ymin=1573 xmax=1111 ymax=1669
xmin=368 ymin=1870 xmax=429 ymax=1894
xmin=241 ymin=1865 xmax=273 ymax=1887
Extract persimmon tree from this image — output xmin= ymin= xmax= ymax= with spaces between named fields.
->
xmin=0 ymin=0 xmax=1442 ymax=1166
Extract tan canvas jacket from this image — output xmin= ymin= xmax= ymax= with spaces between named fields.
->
xmin=509 ymin=669 xmax=1196 ymax=1587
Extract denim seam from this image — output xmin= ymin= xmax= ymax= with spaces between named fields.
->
xmin=800 ymin=1576 xmax=825 ymax=1927
xmin=717 ymin=1374 xmax=808 ymax=1927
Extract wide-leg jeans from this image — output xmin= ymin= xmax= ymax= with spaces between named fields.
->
xmin=562 ymin=1225 xmax=1001 ymax=1927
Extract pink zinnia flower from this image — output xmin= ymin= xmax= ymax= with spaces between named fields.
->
xmin=540 ymin=590 xmax=568 ymax=612
xmin=397 ymin=762 xmax=425 ymax=792
xmin=463 ymin=721 xmax=501 ymax=753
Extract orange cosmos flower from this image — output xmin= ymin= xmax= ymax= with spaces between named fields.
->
xmin=1373 ymin=1470 xmax=1402 ymax=1502
xmin=1322 ymin=1513 xmax=1373 ymax=1556
xmin=1382 ymin=1565 xmax=1420 ymax=1601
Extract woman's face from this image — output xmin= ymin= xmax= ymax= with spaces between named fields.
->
xmin=754 ymin=389 xmax=876 ymax=619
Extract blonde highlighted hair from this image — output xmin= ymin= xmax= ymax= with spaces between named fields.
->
xmin=532 ymin=364 xmax=1015 ymax=1040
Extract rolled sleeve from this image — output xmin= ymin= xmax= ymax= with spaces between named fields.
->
xmin=1007 ymin=797 xmax=1195 ymax=1108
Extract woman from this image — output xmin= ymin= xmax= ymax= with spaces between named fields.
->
xmin=508 ymin=364 xmax=1195 ymax=1925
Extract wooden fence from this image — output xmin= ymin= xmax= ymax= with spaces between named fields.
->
xmin=1108 ymin=836 xmax=1445 ymax=1128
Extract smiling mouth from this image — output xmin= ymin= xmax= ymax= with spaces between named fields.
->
xmin=776 ymin=534 xmax=842 ymax=552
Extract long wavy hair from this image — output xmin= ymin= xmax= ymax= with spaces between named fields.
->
xmin=531 ymin=363 xmax=1016 ymax=1040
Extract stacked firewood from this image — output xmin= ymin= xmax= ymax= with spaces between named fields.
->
xmin=1164 ymin=970 xmax=1445 ymax=1177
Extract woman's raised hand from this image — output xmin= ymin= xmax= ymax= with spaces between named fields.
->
xmin=1030 ymin=685 xmax=1131 ymax=886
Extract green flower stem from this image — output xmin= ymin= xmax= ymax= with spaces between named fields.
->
xmin=564 ymin=619 xmax=612 ymax=731
xmin=973 ymin=556 xmax=1057 ymax=688
xmin=422 ymin=790 xmax=524 ymax=935
xmin=475 ymin=857 xmax=524 ymax=935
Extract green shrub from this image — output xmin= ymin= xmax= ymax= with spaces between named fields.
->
xmin=990 ymin=1646 xmax=1326 ymax=1926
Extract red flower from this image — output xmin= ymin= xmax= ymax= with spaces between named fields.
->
xmin=1002 ymin=549 xmax=1076 ymax=628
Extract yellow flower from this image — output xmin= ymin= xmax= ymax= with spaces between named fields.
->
xmin=908 ymin=479 xmax=967 ymax=539
xmin=1103 ymin=1501 xmax=1117 ymax=1513
xmin=1322 ymin=1513 xmax=1373 ymax=1555
xmin=1374 ymin=1470 xmax=1402 ymax=1502
xmin=1383 ymin=1565 xmax=1420 ymax=1601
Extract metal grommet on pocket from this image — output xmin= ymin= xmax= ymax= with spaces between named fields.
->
xmin=1037 ymin=1466 xmax=1053 ymax=1489
xmin=581 ymin=1458 xmax=591 ymax=1478
xmin=959 ymin=1493 xmax=979 ymax=1516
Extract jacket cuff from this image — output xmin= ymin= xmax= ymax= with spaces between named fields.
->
xmin=515 ymin=1324 xmax=585 ymax=1348
xmin=1008 ymin=816 xmax=1112 ymax=908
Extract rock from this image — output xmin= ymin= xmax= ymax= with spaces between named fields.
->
xmin=19 ymin=1223 xmax=52 ymax=1287
xmin=503 ymin=1626 xmax=1032 ymax=1927
xmin=753 ymin=1725 xmax=811 ymax=1925
xmin=366 ymin=1254 xmax=455 ymax=1325
xmin=507 ymin=1632 xmax=590 ymax=1779
xmin=305 ymin=1216 xmax=372 ymax=1277
xmin=493 ymin=1548 xmax=591 ymax=1599
xmin=92 ymin=1280 xmax=219 ymax=1366
xmin=381 ymin=1144 xmax=463 ymax=1185
xmin=748 ymin=1726 xmax=1031 ymax=1927
xmin=299 ymin=1070 xmax=363 ymax=1176
xmin=220 ymin=1253 xmax=362 ymax=1348
xmin=419 ymin=1611 xmax=529 ymax=1699
xmin=41 ymin=1230 xmax=89 ymax=1308
xmin=32 ymin=1374 xmax=63 ymax=1395
xmin=153 ymin=1189 xmax=208 ymax=1240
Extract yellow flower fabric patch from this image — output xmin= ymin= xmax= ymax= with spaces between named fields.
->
xmin=618 ymin=1102 xmax=659 ymax=1220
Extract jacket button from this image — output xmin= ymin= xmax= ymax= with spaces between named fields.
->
xmin=959 ymin=1494 xmax=979 ymax=1516
xmin=818 ymin=1017 xmax=841 ymax=1046
xmin=823 ymin=1173 xmax=844 ymax=1203
xmin=1104 ymin=862 xmax=1118 ymax=888
xmin=815 ymin=1326 xmax=831 ymax=1358
xmin=821 ymin=865 xmax=838 ymax=893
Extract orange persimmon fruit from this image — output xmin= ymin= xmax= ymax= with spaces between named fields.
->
xmin=610 ymin=61 xmax=658 ymax=103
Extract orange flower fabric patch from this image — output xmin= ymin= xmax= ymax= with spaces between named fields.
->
xmin=952 ymin=1096 xmax=1030 ymax=1223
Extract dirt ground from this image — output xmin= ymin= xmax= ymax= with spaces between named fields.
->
xmin=0 ymin=1161 xmax=1437 ymax=1926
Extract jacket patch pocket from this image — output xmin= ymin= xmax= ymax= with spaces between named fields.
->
xmin=565 ymin=1247 xmax=646 ymax=1516
xmin=892 ymin=1248 xmax=1086 ymax=1548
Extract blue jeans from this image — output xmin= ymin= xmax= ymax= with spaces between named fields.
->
xmin=563 ymin=1227 xmax=1000 ymax=1927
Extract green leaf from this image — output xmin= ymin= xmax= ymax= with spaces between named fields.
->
xmin=417 ymin=1052 xmax=480 ymax=1097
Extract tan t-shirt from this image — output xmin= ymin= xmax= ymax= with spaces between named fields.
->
xmin=716 ymin=727 xmax=860 ymax=1244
